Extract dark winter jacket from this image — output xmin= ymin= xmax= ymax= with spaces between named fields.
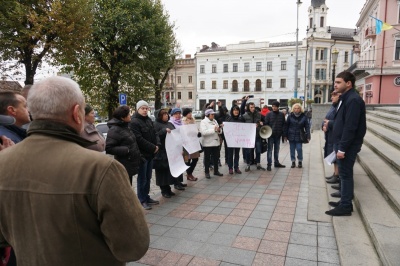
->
xmin=105 ymin=118 xmax=141 ymax=177
xmin=332 ymin=88 xmax=366 ymax=152
xmin=264 ymin=111 xmax=286 ymax=138
xmin=130 ymin=112 xmax=158 ymax=160
xmin=243 ymin=109 xmax=262 ymax=140
xmin=153 ymin=115 xmax=175 ymax=170
xmin=285 ymin=113 xmax=310 ymax=142
xmin=322 ymin=104 xmax=337 ymax=157
xmin=226 ymin=106 xmax=245 ymax=123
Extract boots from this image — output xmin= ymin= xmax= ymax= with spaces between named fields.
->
xmin=291 ymin=162 xmax=296 ymax=168
xmin=298 ymin=161 xmax=302 ymax=168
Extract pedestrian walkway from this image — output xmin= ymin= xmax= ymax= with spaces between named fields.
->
xmin=129 ymin=139 xmax=340 ymax=266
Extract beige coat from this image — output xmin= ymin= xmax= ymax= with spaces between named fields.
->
xmin=0 ymin=133 xmax=149 ymax=266
xmin=182 ymin=116 xmax=200 ymax=160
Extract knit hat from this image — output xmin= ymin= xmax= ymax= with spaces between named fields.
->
xmin=272 ymin=101 xmax=280 ymax=107
xmin=205 ymin=109 xmax=216 ymax=116
xmin=136 ymin=100 xmax=148 ymax=110
xmin=170 ymin=108 xmax=182 ymax=115
xmin=0 ymin=115 xmax=15 ymax=126
xmin=182 ymin=108 xmax=192 ymax=117
xmin=84 ymin=104 xmax=93 ymax=115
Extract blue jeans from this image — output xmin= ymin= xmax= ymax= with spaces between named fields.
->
xmin=227 ymin=147 xmax=240 ymax=170
xmin=137 ymin=158 xmax=153 ymax=203
xmin=244 ymin=139 xmax=262 ymax=165
xmin=336 ymin=144 xmax=361 ymax=208
xmin=289 ymin=141 xmax=303 ymax=162
xmin=267 ymin=136 xmax=281 ymax=165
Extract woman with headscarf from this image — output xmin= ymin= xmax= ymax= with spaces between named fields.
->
xmin=284 ymin=103 xmax=310 ymax=168
xmin=80 ymin=104 xmax=105 ymax=152
xmin=182 ymin=108 xmax=200 ymax=181
xmin=105 ymin=105 xmax=141 ymax=184
xmin=153 ymin=109 xmax=176 ymax=198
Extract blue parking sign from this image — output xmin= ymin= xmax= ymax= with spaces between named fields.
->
xmin=119 ymin=93 xmax=127 ymax=105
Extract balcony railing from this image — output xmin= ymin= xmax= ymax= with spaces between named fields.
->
xmin=365 ymin=27 xmax=376 ymax=39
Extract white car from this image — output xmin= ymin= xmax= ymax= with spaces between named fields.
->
xmin=95 ymin=122 xmax=109 ymax=139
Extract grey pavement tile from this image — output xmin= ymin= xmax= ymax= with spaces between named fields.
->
xmin=238 ymin=226 xmax=266 ymax=239
xmin=296 ymin=201 xmax=308 ymax=209
xmin=248 ymin=188 xmax=268 ymax=194
xmin=244 ymin=192 xmax=263 ymax=199
xmin=289 ymin=232 xmax=317 ymax=247
xmin=259 ymin=198 xmax=278 ymax=206
xmin=211 ymin=207 xmax=233 ymax=215
xmin=150 ymin=236 xmax=179 ymax=251
xmin=214 ymin=190 xmax=231 ymax=195
xmin=222 ymin=247 xmax=256 ymax=265
xmin=163 ymin=227 xmax=191 ymax=238
xmin=197 ymin=243 xmax=232 ymax=260
xmin=149 ymin=224 xmax=171 ymax=236
xmin=171 ymin=239 xmax=205 ymax=256
xmin=215 ymin=223 xmax=243 ymax=235
xmin=262 ymin=194 xmax=280 ymax=200
xmin=236 ymin=183 xmax=253 ymax=188
xmin=292 ymin=222 xmax=318 ymax=234
xmin=167 ymin=196 xmax=189 ymax=203
xmin=284 ymin=257 xmax=318 ymax=266
xmin=317 ymin=223 xmax=335 ymax=237
xmin=145 ymin=213 xmax=164 ymax=224
xmin=287 ymin=243 xmax=317 ymax=261
xmin=149 ymin=234 xmax=160 ymax=244
xmin=218 ymin=201 xmax=238 ymax=208
xmin=202 ymin=199 xmax=222 ymax=207
xmin=184 ymin=187 xmax=203 ymax=193
xmin=317 ymin=262 xmax=340 ymax=266
xmin=244 ymin=217 xmax=269 ymax=229
xmin=195 ymin=220 xmax=221 ymax=232
xmin=127 ymin=262 xmax=148 ymax=266
xmin=176 ymin=191 xmax=197 ymax=198
xmin=207 ymin=232 xmax=237 ymax=246
xmin=318 ymin=247 xmax=340 ymax=264
xmin=219 ymin=262 xmax=242 ymax=266
xmin=185 ymin=229 xmax=213 ymax=243
xmin=149 ymin=206 xmax=173 ymax=216
xmin=159 ymin=202 xmax=181 ymax=210
xmin=229 ymin=191 xmax=247 ymax=197
xmin=155 ymin=216 xmax=181 ymax=227
xmin=254 ymin=204 xmax=276 ymax=212
xmin=194 ymin=205 xmax=215 ymax=213
xmin=250 ymin=210 xmax=273 ymax=220
xmin=219 ymin=186 xmax=236 ymax=192
xmin=175 ymin=218 xmax=201 ymax=229
xmin=317 ymin=236 xmax=337 ymax=249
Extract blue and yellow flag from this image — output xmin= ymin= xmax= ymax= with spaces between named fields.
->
xmin=370 ymin=16 xmax=393 ymax=34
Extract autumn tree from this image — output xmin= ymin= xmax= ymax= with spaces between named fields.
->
xmin=0 ymin=0 xmax=93 ymax=85
xmin=68 ymin=0 xmax=177 ymax=118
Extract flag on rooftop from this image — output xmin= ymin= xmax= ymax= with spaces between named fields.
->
xmin=370 ymin=16 xmax=393 ymax=34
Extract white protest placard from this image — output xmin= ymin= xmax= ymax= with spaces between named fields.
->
xmin=179 ymin=124 xmax=201 ymax=154
xmin=223 ymin=122 xmax=256 ymax=148
xmin=324 ymin=151 xmax=336 ymax=165
xmin=166 ymin=129 xmax=189 ymax=177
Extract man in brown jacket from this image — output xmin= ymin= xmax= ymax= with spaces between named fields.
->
xmin=0 ymin=76 xmax=149 ymax=266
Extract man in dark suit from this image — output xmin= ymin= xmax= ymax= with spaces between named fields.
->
xmin=325 ymin=71 xmax=366 ymax=216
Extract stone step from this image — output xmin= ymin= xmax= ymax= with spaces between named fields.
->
xmin=317 ymin=131 xmax=380 ymax=266
xmin=366 ymin=109 xmax=400 ymax=124
xmin=367 ymin=121 xmax=400 ymax=151
xmin=374 ymin=106 xmax=400 ymax=116
xmin=363 ymin=131 xmax=400 ymax=173
xmin=354 ymin=151 xmax=400 ymax=266
xmin=366 ymin=114 xmax=400 ymax=135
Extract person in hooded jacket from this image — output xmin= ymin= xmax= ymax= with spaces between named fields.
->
xmin=105 ymin=105 xmax=141 ymax=185
xmin=226 ymin=105 xmax=244 ymax=174
xmin=152 ymin=109 xmax=177 ymax=198
xmin=284 ymin=103 xmax=310 ymax=168
xmin=217 ymin=105 xmax=229 ymax=165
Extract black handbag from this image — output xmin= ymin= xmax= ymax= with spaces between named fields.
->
xmin=300 ymin=128 xmax=309 ymax=144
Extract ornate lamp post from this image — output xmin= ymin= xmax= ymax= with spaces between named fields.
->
xmin=294 ymin=0 xmax=302 ymax=98
xmin=331 ymin=48 xmax=339 ymax=93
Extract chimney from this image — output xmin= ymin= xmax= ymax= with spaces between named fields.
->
xmin=185 ymin=54 xmax=191 ymax=59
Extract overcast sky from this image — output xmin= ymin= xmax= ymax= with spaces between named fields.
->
xmin=161 ymin=0 xmax=366 ymax=56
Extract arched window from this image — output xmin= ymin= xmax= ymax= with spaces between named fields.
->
xmin=244 ymin=79 xmax=250 ymax=92
xmin=320 ymin=17 xmax=324 ymax=27
xmin=232 ymin=80 xmax=238 ymax=92
xmin=255 ymin=79 xmax=262 ymax=91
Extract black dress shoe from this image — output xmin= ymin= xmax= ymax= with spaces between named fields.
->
xmin=326 ymin=176 xmax=340 ymax=184
xmin=326 ymin=174 xmax=337 ymax=180
xmin=331 ymin=184 xmax=340 ymax=190
xmin=267 ymin=165 xmax=272 ymax=171
xmin=291 ymin=162 xmax=296 ymax=168
xmin=298 ymin=162 xmax=302 ymax=168
xmin=169 ymin=191 xmax=176 ymax=196
xmin=142 ymin=202 xmax=152 ymax=210
xmin=329 ymin=201 xmax=353 ymax=212
xmin=162 ymin=192 xmax=171 ymax=198
xmin=325 ymin=206 xmax=352 ymax=216
xmin=214 ymin=172 xmax=223 ymax=176
xmin=174 ymin=184 xmax=185 ymax=190
xmin=274 ymin=163 xmax=286 ymax=168
xmin=148 ymin=198 xmax=159 ymax=205
xmin=180 ymin=183 xmax=188 ymax=187
xmin=205 ymin=173 xmax=211 ymax=179
xmin=331 ymin=191 xmax=341 ymax=198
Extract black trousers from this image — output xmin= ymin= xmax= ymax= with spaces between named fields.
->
xmin=186 ymin=158 xmax=199 ymax=175
xmin=203 ymin=146 xmax=220 ymax=174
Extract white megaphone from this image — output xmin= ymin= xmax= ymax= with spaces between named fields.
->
xmin=259 ymin=125 xmax=272 ymax=139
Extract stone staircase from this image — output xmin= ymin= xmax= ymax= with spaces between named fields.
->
xmin=324 ymin=106 xmax=400 ymax=266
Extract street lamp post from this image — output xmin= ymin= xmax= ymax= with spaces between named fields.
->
xmin=331 ymin=48 xmax=339 ymax=93
xmin=294 ymin=0 xmax=302 ymax=98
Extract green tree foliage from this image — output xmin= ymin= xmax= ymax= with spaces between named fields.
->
xmin=68 ymin=0 xmax=177 ymax=118
xmin=0 ymin=0 xmax=93 ymax=85
xmin=289 ymin=98 xmax=303 ymax=107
